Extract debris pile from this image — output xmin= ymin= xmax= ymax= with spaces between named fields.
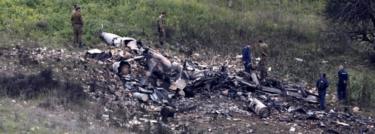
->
xmin=0 ymin=32 xmax=373 ymax=133
xmin=89 ymin=32 xmax=375 ymax=133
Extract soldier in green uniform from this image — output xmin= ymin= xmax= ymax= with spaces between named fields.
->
xmin=157 ymin=11 xmax=167 ymax=46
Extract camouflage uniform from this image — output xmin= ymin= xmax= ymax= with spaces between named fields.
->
xmin=258 ymin=42 xmax=269 ymax=81
xmin=157 ymin=14 xmax=166 ymax=46
xmin=71 ymin=9 xmax=83 ymax=47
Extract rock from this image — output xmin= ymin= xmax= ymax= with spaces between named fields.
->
xmin=175 ymin=79 xmax=187 ymax=90
xmin=235 ymin=55 xmax=242 ymax=59
xmin=138 ymin=118 xmax=157 ymax=124
xmin=295 ymin=58 xmax=304 ymax=62
xmin=169 ymin=83 xmax=177 ymax=91
xmin=319 ymin=122 xmax=326 ymax=127
xmin=268 ymin=67 xmax=272 ymax=71
xmin=87 ymin=49 xmax=103 ymax=54
xmin=132 ymin=92 xmax=149 ymax=102
xmin=255 ymin=57 xmax=261 ymax=62
xmin=336 ymin=121 xmax=349 ymax=126
xmin=114 ymin=91 xmax=122 ymax=97
xmin=161 ymin=106 xmax=175 ymax=120
xmin=178 ymin=90 xmax=185 ymax=96
xmin=236 ymin=91 xmax=243 ymax=96
xmin=104 ymin=107 xmax=110 ymax=112
xmin=192 ymin=53 xmax=200 ymax=60
xmin=35 ymin=21 xmax=48 ymax=29
xmin=149 ymin=105 xmax=161 ymax=112
xmin=108 ymin=85 xmax=116 ymax=93
xmin=222 ymin=89 xmax=229 ymax=96
xmin=80 ymin=57 xmax=85 ymax=62
xmin=289 ymin=127 xmax=296 ymax=132
xmin=102 ymin=114 xmax=110 ymax=121
xmin=128 ymin=117 xmax=141 ymax=126
xmin=352 ymin=106 xmax=360 ymax=113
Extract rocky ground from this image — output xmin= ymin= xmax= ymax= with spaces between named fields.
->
xmin=0 ymin=45 xmax=374 ymax=134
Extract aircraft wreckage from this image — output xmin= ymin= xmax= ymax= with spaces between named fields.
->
xmin=83 ymin=32 xmax=374 ymax=133
xmin=91 ymin=31 xmax=320 ymax=117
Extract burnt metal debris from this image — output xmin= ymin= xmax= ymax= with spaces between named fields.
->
xmin=90 ymin=33 xmax=374 ymax=133
xmin=0 ymin=35 xmax=373 ymax=133
xmin=96 ymin=32 xmax=329 ymax=115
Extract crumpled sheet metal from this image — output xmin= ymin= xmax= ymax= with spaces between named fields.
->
xmin=234 ymin=76 xmax=318 ymax=103
xmin=97 ymin=32 xmax=326 ymax=121
xmin=248 ymin=96 xmax=270 ymax=118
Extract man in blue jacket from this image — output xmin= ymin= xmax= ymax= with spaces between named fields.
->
xmin=316 ymin=73 xmax=329 ymax=110
xmin=242 ymin=44 xmax=252 ymax=74
xmin=337 ymin=65 xmax=349 ymax=104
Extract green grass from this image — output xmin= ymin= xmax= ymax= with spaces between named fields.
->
xmin=0 ymin=98 xmax=61 ymax=134
xmin=0 ymin=0 xmax=325 ymax=49
xmin=0 ymin=0 xmax=374 ymax=108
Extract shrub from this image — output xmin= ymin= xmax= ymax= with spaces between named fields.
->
xmin=348 ymin=69 xmax=375 ymax=108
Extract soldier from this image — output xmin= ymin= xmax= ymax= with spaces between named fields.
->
xmin=71 ymin=5 xmax=84 ymax=48
xmin=258 ymin=40 xmax=269 ymax=82
xmin=157 ymin=11 xmax=167 ymax=46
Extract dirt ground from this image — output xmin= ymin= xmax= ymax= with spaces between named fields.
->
xmin=0 ymin=46 xmax=373 ymax=134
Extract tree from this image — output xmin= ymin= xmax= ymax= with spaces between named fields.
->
xmin=326 ymin=0 xmax=375 ymax=44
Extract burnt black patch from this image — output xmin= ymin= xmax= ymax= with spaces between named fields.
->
xmin=0 ymin=69 xmax=87 ymax=104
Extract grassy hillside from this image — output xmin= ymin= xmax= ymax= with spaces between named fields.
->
xmin=0 ymin=0 xmax=324 ymax=49
xmin=1 ymin=0 xmax=374 ymax=108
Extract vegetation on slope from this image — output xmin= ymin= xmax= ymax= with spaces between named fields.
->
xmin=1 ymin=0 xmax=324 ymax=49
xmin=0 ymin=0 xmax=374 ymax=108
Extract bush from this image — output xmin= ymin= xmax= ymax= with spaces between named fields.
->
xmin=348 ymin=69 xmax=375 ymax=108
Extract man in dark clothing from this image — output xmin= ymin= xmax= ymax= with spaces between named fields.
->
xmin=337 ymin=65 xmax=349 ymax=103
xmin=71 ymin=5 xmax=84 ymax=48
xmin=316 ymin=73 xmax=329 ymax=110
xmin=242 ymin=44 xmax=252 ymax=74
xmin=157 ymin=12 xmax=167 ymax=46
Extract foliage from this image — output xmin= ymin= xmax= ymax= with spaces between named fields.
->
xmin=325 ymin=0 xmax=375 ymax=43
xmin=1 ymin=0 xmax=375 ymax=109
xmin=348 ymin=69 xmax=375 ymax=108
xmin=325 ymin=0 xmax=375 ymax=28
xmin=0 ymin=0 xmax=325 ymax=50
